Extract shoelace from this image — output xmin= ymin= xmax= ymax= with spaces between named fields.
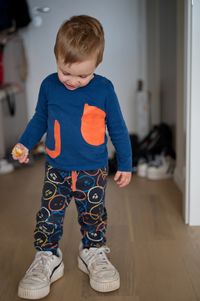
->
xmin=25 ymin=252 xmax=54 ymax=282
xmin=85 ymin=247 xmax=111 ymax=271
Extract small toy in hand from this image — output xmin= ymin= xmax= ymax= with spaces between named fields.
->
xmin=12 ymin=145 xmax=24 ymax=158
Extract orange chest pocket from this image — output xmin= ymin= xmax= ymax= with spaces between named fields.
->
xmin=81 ymin=104 xmax=106 ymax=146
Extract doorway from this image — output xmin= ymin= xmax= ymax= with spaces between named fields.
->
xmin=145 ymin=0 xmax=187 ymax=222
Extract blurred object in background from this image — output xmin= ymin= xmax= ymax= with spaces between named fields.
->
xmin=108 ymin=134 xmax=138 ymax=174
xmin=136 ymin=123 xmax=176 ymax=180
xmin=135 ymin=79 xmax=150 ymax=141
xmin=32 ymin=142 xmax=45 ymax=157
xmin=0 ymin=44 xmax=3 ymax=85
xmin=0 ymin=34 xmax=29 ymax=163
xmin=0 ymin=158 xmax=14 ymax=174
xmin=0 ymin=0 xmax=31 ymax=32
xmin=0 ymin=0 xmax=31 ymax=174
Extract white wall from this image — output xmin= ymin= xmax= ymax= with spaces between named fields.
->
xmin=21 ymin=0 xmax=146 ymax=134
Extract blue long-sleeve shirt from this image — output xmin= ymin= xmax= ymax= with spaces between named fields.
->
xmin=19 ymin=73 xmax=132 ymax=171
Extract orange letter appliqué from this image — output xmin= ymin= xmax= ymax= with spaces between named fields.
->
xmin=46 ymin=120 xmax=61 ymax=158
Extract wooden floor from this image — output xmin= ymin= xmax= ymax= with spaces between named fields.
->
xmin=1 ymin=158 xmax=200 ymax=301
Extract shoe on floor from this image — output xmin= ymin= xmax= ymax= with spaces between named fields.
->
xmin=147 ymin=155 xmax=175 ymax=180
xmin=0 ymin=159 xmax=14 ymax=174
xmin=137 ymin=155 xmax=163 ymax=178
xmin=137 ymin=160 xmax=148 ymax=177
xmin=18 ymin=249 xmax=64 ymax=299
xmin=78 ymin=245 xmax=120 ymax=292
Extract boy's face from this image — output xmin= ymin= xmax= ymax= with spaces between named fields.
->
xmin=57 ymin=56 xmax=97 ymax=90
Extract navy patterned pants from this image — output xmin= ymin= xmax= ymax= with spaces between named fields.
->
xmin=34 ymin=163 xmax=108 ymax=254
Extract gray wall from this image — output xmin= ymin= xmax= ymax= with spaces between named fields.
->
xmin=159 ymin=0 xmax=177 ymax=144
xmin=146 ymin=0 xmax=160 ymax=126
xmin=174 ymin=0 xmax=185 ymax=193
xmin=146 ymin=0 xmax=177 ymax=145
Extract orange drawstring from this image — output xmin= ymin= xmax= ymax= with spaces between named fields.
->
xmin=71 ymin=171 xmax=77 ymax=192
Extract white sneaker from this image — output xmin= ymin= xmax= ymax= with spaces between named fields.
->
xmin=18 ymin=249 xmax=64 ymax=299
xmin=147 ymin=155 xmax=175 ymax=180
xmin=137 ymin=161 xmax=148 ymax=177
xmin=137 ymin=155 xmax=162 ymax=178
xmin=0 ymin=159 xmax=14 ymax=174
xmin=78 ymin=246 xmax=120 ymax=292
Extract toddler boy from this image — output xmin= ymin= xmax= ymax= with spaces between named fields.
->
xmin=12 ymin=15 xmax=132 ymax=299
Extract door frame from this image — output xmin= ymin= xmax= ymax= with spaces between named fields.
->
xmin=184 ymin=0 xmax=192 ymax=224
xmin=185 ymin=0 xmax=200 ymax=225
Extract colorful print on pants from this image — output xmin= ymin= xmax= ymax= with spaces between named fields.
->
xmin=34 ymin=163 xmax=108 ymax=253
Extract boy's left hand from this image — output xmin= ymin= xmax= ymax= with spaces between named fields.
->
xmin=114 ymin=171 xmax=132 ymax=188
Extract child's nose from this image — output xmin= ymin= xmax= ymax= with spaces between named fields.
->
xmin=68 ymin=77 xmax=80 ymax=85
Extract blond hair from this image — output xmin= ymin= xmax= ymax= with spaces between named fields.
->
xmin=54 ymin=15 xmax=104 ymax=66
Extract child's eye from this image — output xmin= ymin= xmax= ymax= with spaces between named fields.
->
xmin=63 ymin=72 xmax=70 ymax=76
xmin=79 ymin=75 xmax=88 ymax=79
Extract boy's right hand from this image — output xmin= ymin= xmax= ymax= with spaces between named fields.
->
xmin=12 ymin=143 xmax=29 ymax=164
